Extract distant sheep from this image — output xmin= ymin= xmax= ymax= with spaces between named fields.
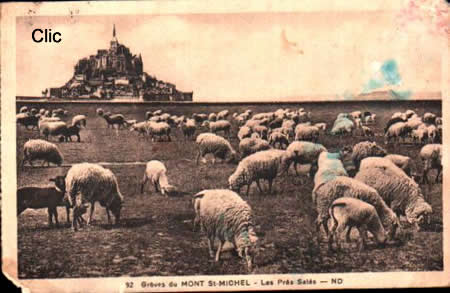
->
xmin=217 ymin=110 xmax=230 ymax=120
xmin=192 ymin=189 xmax=258 ymax=271
xmin=180 ymin=119 xmax=196 ymax=140
xmin=228 ymin=149 xmax=286 ymax=196
xmin=239 ymin=136 xmax=271 ymax=158
xmin=202 ymin=120 xmax=232 ymax=139
xmin=129 ymin=121 xmax=150 ymax=137
xmin=147 ymin=121 xmax=171 ymax=142
xmin=385 ymin=122 xmax=411 ymax=143
xmin=39 ymin=121 xmax=69 ymax=141
xmin=17 ymin=113 xmax=39 ymax=130
xmin=283 ymin=141 xmax=327 ymax=177
xmin=141 ymin=160 xmax=176 ymax=196
xmin=72 ymin=115 xmax=87 ymax=128
xmin=102 ymin=113 xmax=126 ymax=129
xmin=237 ymin=126 xmax=252 ymax=141
xmin=294 ymin=124 xmax=319 ymax=142
xmin=351 ymin=141 xmax=387 ymax=171
xmin=328 ymin=197 xmax=386 ymax=251
xmin=196 ymin=133 xmax=237 ymax=165
xmin=268 ymin=131 xmax=289 ymax=149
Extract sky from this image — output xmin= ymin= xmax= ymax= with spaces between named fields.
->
xmin=16 ymin=7 xmax=445 ymax=101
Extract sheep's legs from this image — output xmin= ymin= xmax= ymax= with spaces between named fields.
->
xmin=436 ymin=167 xmax=442 ymax=183
xmin=246 ymin=184 xmax=251 ymax=197
xmin=141 ymin=174 xmax=148 ymax=194
xmin=294 ymin=162 xmax=299 ymax=176
xmin=106 ymin=208 xmax=112 ymax=225
xmin=207 ymin=236 xmax=215 ymax=258
xmin=268 ymin=179 xmax=273 ymax=194
xmin=256 ymin=180 xmax=263 ymax=194
xmin=87 ymin=203 xmax=95 ymax=225
xmin=65 ymin=206 xmax=71 ymax=223
xmin=215 ymin=241 xmax=224 ymax=262
xmin=196 ymin=150 xmax=202 ymax=165
xmin=357 ymin=226 xmax=368 ymax=251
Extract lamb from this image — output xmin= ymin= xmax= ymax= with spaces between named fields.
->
xmin=351 ymin=141 xmax=387 ymax=171
xmin=55 ymin=163 xmax=124 ymax=231
xmin=192 ymin=189 xmax=258 ymax=271
xmin=313 ymin=176 xmax=399 ymax=241
xmin=355 ymin=157 xmax=433 ymax=230
xmin=239 ymin=135 xmax=271 ymax=158
xmin=268 ymin=131 xmax=289 ymax=149
xmin=141 ymin=160 xmax=176 ymax=196
xmin=384 ymin=154 xmax=413 ymax=177
xmin=385 ymin=122 xmax=411 ymax=144
xmin=237 ymin=126 xmax=252 ymax=141
xmin=283 ymin=141 xmax=327 ymax=177
xmin=147 ymin=121 xmax=171 ymax=142
xmin=196 ymin=133 xmax=237 ymax=165
xmin=328 ymin=197 xmax=386 ymax=251
xmin=420 ymin=144 xmax=442 ymax=184
xmin=17 ymin=178 xmax=71 ymax=226
xmin=71 ymin=115 xmax=87 ymax=128
xmin=179 ymin=119 xmax=196 ymax=140
xmin=294 ymin=124 xmax=319 ymax=142
xmin=202 ymin=120 xmax=232 ymax=139
xmin=228 ymin=149 xmax=287 ymax=196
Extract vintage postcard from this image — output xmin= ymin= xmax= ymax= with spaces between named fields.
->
xmin=1 ymin=0 xmax=449 ymax=292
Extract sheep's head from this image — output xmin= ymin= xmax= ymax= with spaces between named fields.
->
xmin=226 ymin=151 xmax=240 ymax=164
xmin=109 ymin=196 xmax=123 ymax=225
xmin=407 ymin=202 xmax=433 ymax=231
xmin=50 ymin=175 xmax=66 ymax=193
xmin=228 ymin=171 xmax=245 ymax=192
xmin=236 ymin=227 xmax=259 ymax=272
xmin=161 ymin=184 xmax=177 ymax=196
xmin=369 ymin=142 xmax=387 ymax=157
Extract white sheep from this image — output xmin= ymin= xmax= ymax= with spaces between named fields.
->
xmin=208 ymin=113 xmax=217 ymax=122
xmin=313 ymin=176 xmax=399 ymax=241
xmin=427 ymin=124 xmax=438 ymax=143
xmin=179 ymin=119 xmax=196 ymax=140
xmin=192 ymin=189 xmax=258 ymax=271
xmin=351 ymin=141 xmax=387 ymax=171
xmin=196 ymin=133 xmax=237 ymax=165
xmin=141 ymin=160 xmax=175 ymax=196
xmin=385 ymin=122 xmax=411 ymax=144
xmin=21 ymin=139 xmax=63 ymax=167
xmin=384 ymin=154 xmax=413 ymax=177
xmin=355 ymin=157 xmax=433 ymax=230
xmin=283 ymin=141 xmax=327 ymax=177
xmin=237 ymin=126 xmax=252 ymax=141
xmin=217 ymin=110 xmax=230 ymax=120
xmin=60 ymin=163 xmax=124 ymax=231
xmin=268 ymin=131 xmax=289 ymax=149
xmin=147 ymin=121 xmax=171 ymax=142
xmin=71 ymin=115 xmax=87 ymax=128
xmin=350 ymin=111 xmax=362 ymax=120
xmin=328 ymin=197 xmax=386 ymax=251
xmin=130 ymin=121 xmax=150 ymax=137
xmin=239 ymin=136 xmax=271 ymax=158
xmin=228 ymin=149 xmax=286 ymax=196
xmin=411 ymin=126 xmax=428 ymax=144
xmin=420 ymin=144 xmax=442 ymax=184
xmin=330 ymin=117 xmax=354 ymax=136
xmin=202 ymin=120 xmax=232 ymax=139
xmin=294 ymin=124 xmax=319 ymax=142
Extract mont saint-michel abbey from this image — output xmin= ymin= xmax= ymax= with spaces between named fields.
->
xmin=49 ymin=25 xmax=193 ymax=101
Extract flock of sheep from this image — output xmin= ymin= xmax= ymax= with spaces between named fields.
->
xmin=17 ymin=104 xmax=442 ymax=272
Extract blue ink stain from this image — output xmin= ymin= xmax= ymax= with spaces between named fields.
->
xmin=362 ymin=59 xmax=403 ymax=94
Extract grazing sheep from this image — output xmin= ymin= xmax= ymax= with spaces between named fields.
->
xmin=385 ymin=122 xmax=411 ymax=143
xmin=268 ymin=131 xmax=289 ymax=149
xmin=40 ymin=121 xmax=69 ymax=141
xmin=228 ymin=149 xmax=286 ymax=196
xmin=355 ymin=157 xmax=433 ymax=230
xmin=196 ymin=133 xmax=237 ymax=165
xmin=330 ymin=117 xmax=354 ymax=136
xmin=283 ymin=141 xmax=327 ymax=177
xmin=313 ymin=176 xmax=399 ymax=240
xmin=237 ymin=126 xmax=252 ymax=141
xmin=71 ymin=115 xmax=87 ymax=128
xmin=420 ymin=144 xmax=442 ymax=184
xmin=202 ymin=120 xmax=232 ymax=139
xmin=192 ymin=189 xmax=258 ymax=271
xmin=351 ymin=141 xmax=387 ymax=171
xmin=384 ymin=154 xmax=413 ymax=177
xmin=179 ymin=119 xmax=196 ymax=140
xmin=294 ymin=124 xmax=319 ymax=142
xmin=130 ymin=121 xmax=150 ymax=137
xmin=239 ymin=135 xmax=271 ymax=158
xmin=141 ymin=160 xmax=175 ymax=196
xmin=64 ymin=125 xmax=82 ymax=142
xmin=56 ymin=163 xmax=124 ymax=231
xmin=147 ymin=121 xmax=171 ymax=142
xmin=17 ymin=179 xmax=70 ymax=226
xmin=328 ymin=197 xmax=386 ymax=251
xmin=384 ymin=116 xmax=407 ymax=133
xmin=252 ymin=124 xmax=269 ymax=140
xmin=217 ymin=110 xmax=230 ymax=120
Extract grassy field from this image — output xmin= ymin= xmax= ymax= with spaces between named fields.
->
xmin=16 ymin=100 xmax=443 ymax=278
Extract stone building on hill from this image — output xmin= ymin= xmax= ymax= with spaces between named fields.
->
xmin=48 ymin=25 xmax=193 ymax=101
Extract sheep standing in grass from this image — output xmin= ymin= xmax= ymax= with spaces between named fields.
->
xmin=56 ymin=163 xmax=124 ymax=231
xmin=351 ymin=141 xmax=387 ymax=171
xmin=217 ymin=110 xmax=230 ymax=120
xmin=237 ymin=126 xmax=252 ymax=141
xmin=101 ymin=113 xmax=126 ymax=129
xmin=196 ymin=133 xmax=237 ymax=165
xmin=328 ymin=197 xmax=386 ymax=251
xmin=202 ymin=120 xmax=232 ymax=139
xmin=17 ymin=178 xmax=71 ymax=227
xmin=268 ymin=131 xmax=289 ymax=149
xmin=17 ymin=113 xmax=39 ymax=130
xmin=313 ymin=176 xmax=399 ymax=241
xmin=141 ymin=160 xmax=175 ymax=196
xmin=384 ymin=154 xmax=413 ymax=177
xmin=239 ymin=134 xmax=271 ymax=158
xmin=228 ymin=149 xmax=286 ymax=196
xmin=294 ymin=124 xmax=319 ymax=142
xmin=192 ymin=189 xmax=258 ymax=271
xmin=355 ymin=157 xmax=432 ymax=230
xmin=22 ymin=139 xmax=63 ymax=167
xmin=130 ymin=121 xmax=150 ymax=137
xmin=72 ymin=115 xmax=87 ymax=128
xmin=385 ymin=122 xmax=411 ymax=144
xmin=420 ymin=144 xmax=442 ymax=184
xmin=283 ymin=141 xmax=327 ymax=177
xmin=179 ymin=119 xmax=197 ymax=140
xmin=147 ymin=121 xmax=171 ymax=142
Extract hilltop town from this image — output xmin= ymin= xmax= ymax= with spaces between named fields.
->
xmin=47 ymin=25 xmax=192 ymax=101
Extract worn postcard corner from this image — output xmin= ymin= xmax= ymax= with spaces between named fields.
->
xmin=1 ymin=0 xmax=449 ymax=292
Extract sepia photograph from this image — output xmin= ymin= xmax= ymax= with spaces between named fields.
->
xmin=1 ymin=0 xmax=449 ymax=291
